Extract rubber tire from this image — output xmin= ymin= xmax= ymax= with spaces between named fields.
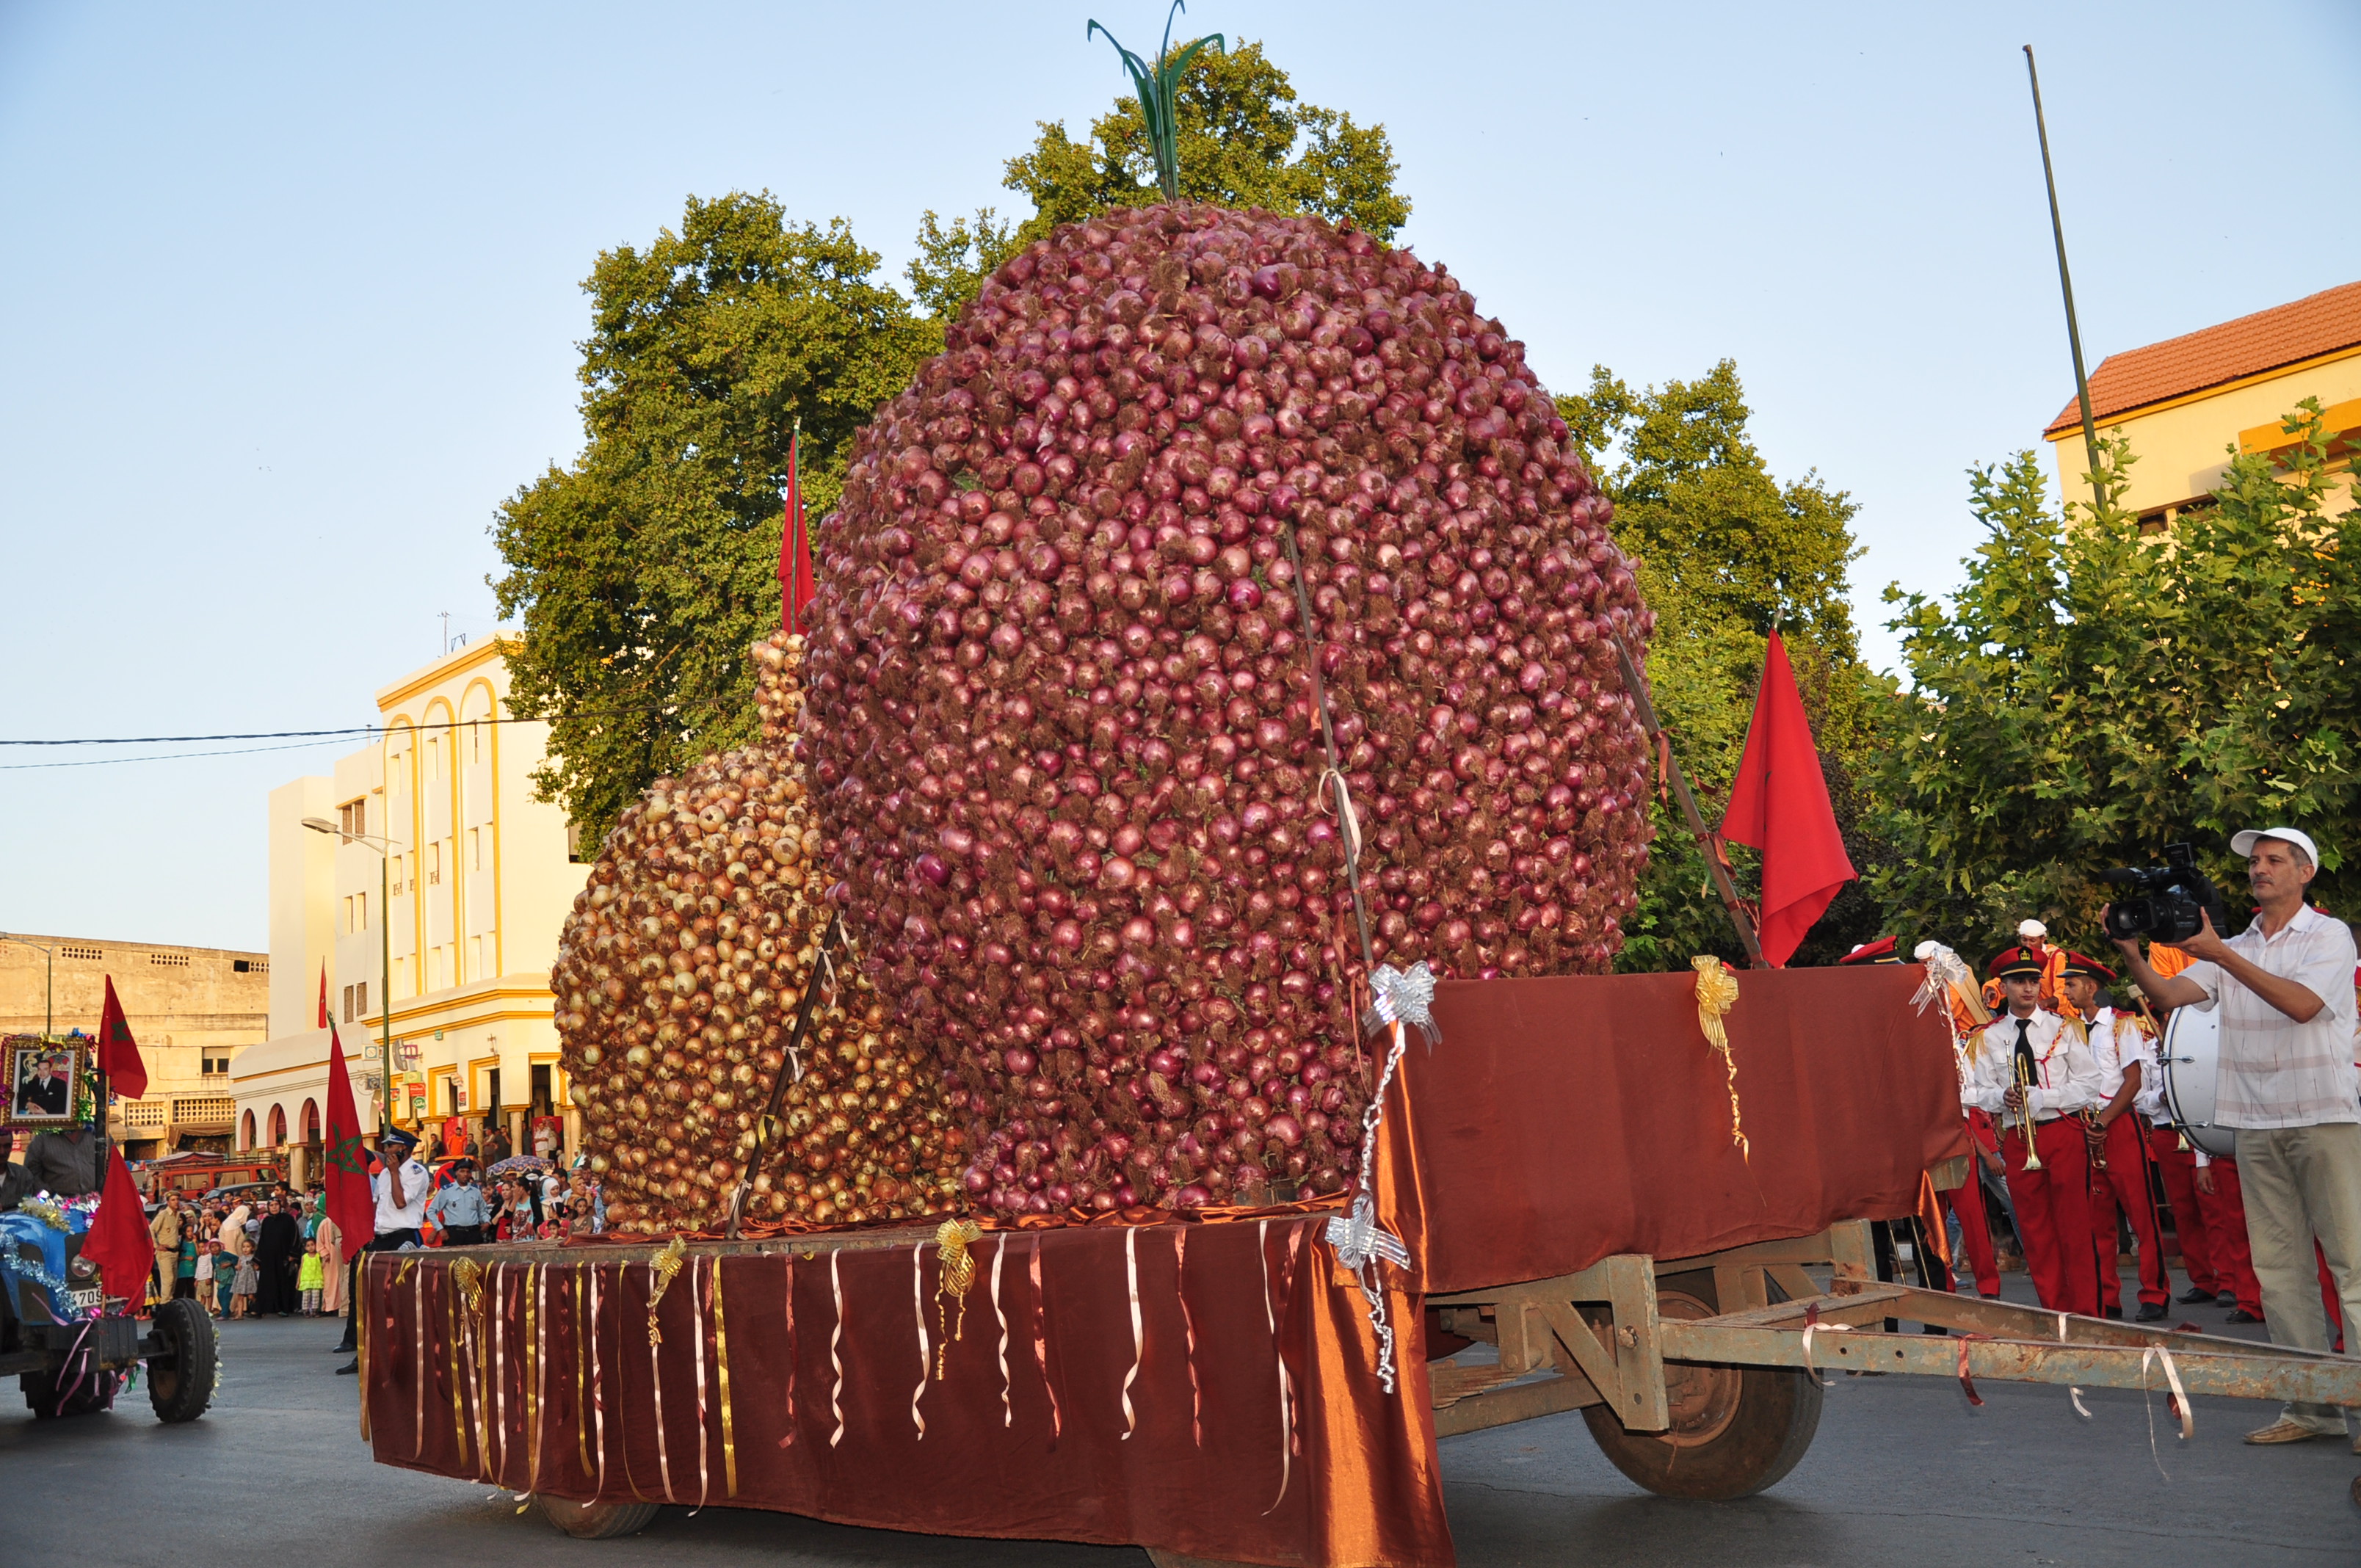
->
xmin=23 ymin=1360 xmax=120 ymax=1418
xmin=1580 ymin=1268 xmax=1823 ymax=1501
xmin=148 ymin=1298 xmax=218 ymax=1423
xmin=1147 ymin=1552 xmax=1258 ymax=1568
xmin=537 ymin=1497 xmax=662 ymax=1539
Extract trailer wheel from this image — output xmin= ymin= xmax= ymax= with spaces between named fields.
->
xmin=1147 ymin=1551 xmax=1256 ymax=1568
xmin=1580 ymin=1270 xmax=1821 ymax=1500
xmin=537 ymin=1496 xmax=661 ymax=1539
xmin=148 ymin=1298 xmax=217 ymax=1423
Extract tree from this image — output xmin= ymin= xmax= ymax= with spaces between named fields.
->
xmin=1873 ymin=400 xmax=2361 ymax=959
xmin=1556 ymin=363 xmax=1888 ymax=970
xmin=492 ymin=193 xmax=937 ymax=844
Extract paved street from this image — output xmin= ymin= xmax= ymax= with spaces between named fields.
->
xmin=7 ymin=1268 xmax=2357 ymax=1567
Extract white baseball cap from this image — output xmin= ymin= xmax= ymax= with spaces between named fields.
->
xmin=2230 ymin=826 xmax=2321 ymax=866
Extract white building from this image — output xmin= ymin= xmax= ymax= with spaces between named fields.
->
xmin=236 ymin=637 xmax=589 ymax=1177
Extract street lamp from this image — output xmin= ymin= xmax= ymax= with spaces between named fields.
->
xmin=302 ymin=816 xmax=403 ymax=1140
xmin=0 ymin=932 xmax=55 ymax=1040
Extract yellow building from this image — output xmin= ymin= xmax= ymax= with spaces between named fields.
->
xmin=1 ymin=934 xmax=265 ymax=1158
xmin=2045 ymin=278 xmax=2360 ymax=529
xmin=236 ymin=636 xmax=590 ymax=1178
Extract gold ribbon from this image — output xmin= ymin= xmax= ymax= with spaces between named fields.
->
xmin=356 ymin=1254 xmax=373 ymax=1442
xmin=490 ymin=1263 xmax=508 ymax=1485
xmin=574 ymin=1268 xmax=593 ymax=1484
xmin=527 ymin=1263 xmax=546 ymax=1497
xmin=413 ymin=1263 xmax=427 ymax=1459
xmin=827 ymin=1248 xmax=846 ymax=1448
xmin=689 ymin=1255 xmax=711 ymax=1511
xmin=934 ymin=1218 xmax=983 ymax=1379
xmin=711 ymin=1257 xmax=737 ymax=1498
xmin=777 ymin=1255 xmax=796 ymax=1449
xmin=990 ymin=1241 xmax=1012 ymax=1428
xmin=1174 ymin=1227 xmax=1202 ymax=1447
xmin=910 ymin=1241 xmax=931 ymax=1439
xmin=647 ymin=1235 xmax=686 ymax=1347
xmin=1691 ymin=955 xmax=1749 ymax=1160
xmin=449 ymin=1253 xmax=484 ymax=1316
xmin=1120 ymin=1227 xmax=1142 ymax=1441
xmin=444 ymin=1268 xmax=470 ymax=1473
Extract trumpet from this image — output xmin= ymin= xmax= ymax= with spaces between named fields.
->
xmin=2012 ymin=1052 xmax=2045 ymax=1171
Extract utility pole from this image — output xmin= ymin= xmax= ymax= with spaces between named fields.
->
xmin=2024 ymin=46 xmax=2106 ymax=513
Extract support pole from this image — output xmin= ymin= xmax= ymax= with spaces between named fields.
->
xmin=1611 ymin=634 xmax=1769 ymax=970
xmin=2024 ymin=46 xmax=2105 ymax=512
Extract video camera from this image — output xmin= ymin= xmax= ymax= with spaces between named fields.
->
xmin=2100 ymin=842 xmax=2229 ymax=944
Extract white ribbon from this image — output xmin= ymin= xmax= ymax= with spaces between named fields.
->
xmin=1324 ymin=1193 xmax=1410 ymax=1274
xmin=2061 ymin=1314 xmax=2092 ymax=1420
xmin=1360 ymin=961 xmax=1440 ymax=1048
xmin=827 ymin=1249 xmax=846 ymax=1448
xmin=1120 ymin=1227 xmax=1143 ymax=1440
xmin=990 ymin=1241 xmax=1012 ymax=1429
xmin=910 ymin=1241 xmax=930 ymax=1440
xmin=2140 ymin=1341 xmax=2195 ymax=1475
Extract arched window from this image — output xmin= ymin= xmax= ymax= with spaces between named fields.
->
xmin=269 ymin=1104 xmax=287 ymax=1147
xmin=302 ymin=1099 xmax=322 ymax=1144
xmin=239 ymin=1110 xmax=255 ymax=1150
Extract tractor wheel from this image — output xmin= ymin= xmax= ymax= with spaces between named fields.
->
xmin=148 ymin=1297 xmax=218 ymax=1423
xmin=1580 ymin=1268 xmax=1822 ymax=1500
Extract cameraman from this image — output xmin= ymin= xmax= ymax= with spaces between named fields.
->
xmin=2113 ymin=827 xmax=2361 ymax=1447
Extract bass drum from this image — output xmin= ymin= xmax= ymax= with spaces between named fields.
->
xmin=2161 ymin=1004 xmax=2235 ymax=1158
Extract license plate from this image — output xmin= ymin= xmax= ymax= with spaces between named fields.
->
xmin=64 ymin=1286 xmax=103 ymax=1317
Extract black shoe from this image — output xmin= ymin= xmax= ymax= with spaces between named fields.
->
xmin=330 ymin=1340 xmax=355 ymax=1353
xmin=2178 ymin=1286 xmax=2216 ymax=1304
xmin=2227 ymin=1307 xmax=2264 ymax=1324
xmin=2136 ymin=1302 xmax=2169 ymax=1322
xmin=2103 ymin=1306 xmax=2125 ymax=1320
xmin=2216 ymin=1291 xmax=2239 ymax=1307
xmin=336 ymin=1360 xmax=359 ymax=1375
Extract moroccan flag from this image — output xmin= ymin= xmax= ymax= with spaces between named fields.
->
xmin=780 ymin=427 xmax=815 ymax=630
xmin=323 ymin=1022 xmax=376 ymax=1262
xmin=81 ymin=1144 xmax=153 ymax=1306
xmin=318 ymin=962 xmax=330 ymax=1028
xmin=95 ymin=976 xmax=146 ymax=1101
xmin=1719 ymin=632 xmax=1857 ymax=968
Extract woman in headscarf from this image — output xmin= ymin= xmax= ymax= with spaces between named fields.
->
xmin=317 ymin=1208 xmax=347 ymax=1315
xmin=217 ymin=1202 xmax=252 ymax=1260
xmin=254 ymin=1197 xmax=302 ymax=1316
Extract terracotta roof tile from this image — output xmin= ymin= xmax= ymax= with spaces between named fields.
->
xmin=2045 ymin=279 xmax=2361 ymax=436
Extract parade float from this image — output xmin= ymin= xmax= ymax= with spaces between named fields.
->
xmin=358 ymin=20 xmax=2361 ymax=1562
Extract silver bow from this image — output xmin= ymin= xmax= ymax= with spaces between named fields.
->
xmin=1324 ymin=1191 xmax=1411 ymax=1274
xmin=1910 ymin=941 xmax=1973 ymax=1017
xmin=1362 ymin=962 xmax=1440 ymax=1048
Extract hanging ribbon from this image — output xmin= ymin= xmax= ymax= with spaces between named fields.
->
xmin=991 ymin=1240 xmax=1013 ymax=1429
xmin=648 ymin=1259 xmax=674 ymax=1499
xmin=1027 ymin=1233 xmax=1061 ymax=1442
xmin=413 ymin=1260 xmax=428 ymax=1460
xmin=444 ymin=1267 xmax=470 ymax=1473
xmin=574 ymin=1268 xmax=593 ymax=1484
xmin=776 ymin=1255 xmax=797 ymax=1449
xmin=1119 ymin=1227 xmax=1143 ymax=1440
xmin=711 ymin=1258 xmax=737 ymax=1498
xmin=1799 ymin=1299 xmax=1852 ymax=1387
xmin=2061 ymin=1314 xmax=2092 ymax=1420
xmin=591 ymin=1265 xmax=614 ymax=1498
xmin=689 ymin=1257 xmax=712 ymax=1513
xmin=910 ymin=1241 xmax=932 ymax=1440
xmin=1173 ymin=1228 xmax=1202 ymax=1447
xmin=526 ymin=1264 xmax=546 ymax=1497
xmin=1258 ymin=1219 xmax=1296 ymax=1515
xmin=490 ymin=1263 xmax=510 ymax=1484
xmin=827 ymin=1248 xmax=847 ymax=1448
xmin=647 ymin=1235 xmax=686 ymax=1346
xmin=935 ymin=1218 xmax=983 ymax=1379
xmin=1690 ymin=955 xmax=1749 ymax=1159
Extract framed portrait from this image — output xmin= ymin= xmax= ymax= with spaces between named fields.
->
xmin=4 ymin=1037 xmax=84 ymax=1128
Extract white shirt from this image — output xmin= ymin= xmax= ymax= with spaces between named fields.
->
xmin=2083 ymin=1006 xmax=2155 ymax=1108
xmin=1967 ymin=1007 xmax=2105 ymax=1118
xmin=374 ymin=1158 xmax=432 ymax=1230
xmin=2183 ymin=905 xmax=2361 ymax=1128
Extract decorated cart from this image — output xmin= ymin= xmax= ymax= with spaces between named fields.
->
xmin=357 ymin=964 xmax=2359 ymax=1564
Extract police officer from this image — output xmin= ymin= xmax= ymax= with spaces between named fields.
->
xmin=336 ymin=1128 xmax=431 ymax=1375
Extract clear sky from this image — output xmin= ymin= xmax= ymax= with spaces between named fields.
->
xmin=4 ymin=1 xmax=2356 ymax=955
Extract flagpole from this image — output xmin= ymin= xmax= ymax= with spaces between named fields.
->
xmin=2023 ymin=46 xmax=2104 ymax=512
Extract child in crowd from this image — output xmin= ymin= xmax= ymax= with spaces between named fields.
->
xmin=195 ymin=1241 xmax=219 ymax=1317
xmin=297 ymin=1233 xmax=325 ymax=1314
xmin=231 ymin=1244 xmax=259 ymax=1318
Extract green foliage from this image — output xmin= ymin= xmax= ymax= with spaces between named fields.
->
xmin=1557 ymin=363 xmax=1888 ymax=971
xmin=1001 ymin=38 xmax=1410 ymax=252
xmin=1874 ymin=400 xmax=2361 ymax=959
xmin=491 ymin=192 xmax=937 ymax=845
xmin=907 ymin=207 xmax=1019 ymax=322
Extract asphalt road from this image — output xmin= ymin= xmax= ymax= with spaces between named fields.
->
xmin=7 ymin=1267 xmax=2357 ymax=1567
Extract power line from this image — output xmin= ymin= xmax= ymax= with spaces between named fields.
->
xmin=0 ymin=738 xmax=360 ymax=771
xmin=0 ymin=706 xmax=689 ymax=748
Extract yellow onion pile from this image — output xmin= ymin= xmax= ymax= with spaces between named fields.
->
xmin=802 ymin=204 xmax=1655 ymax=1216
xmin=555 ymin=634 xmax=968 ymax=1235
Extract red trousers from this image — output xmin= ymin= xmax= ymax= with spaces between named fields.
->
xmin=2199 ymin=1155 xmax=2264 ymax=1315
xmin=1940 ymin=1111 xmax=2001 ymax=1296
xmin=2149 ymin=1125 xmax=2220 ymax=1293
xmin=2003 ymin=1115 xmax=2099 ymax=1318
xmin=2087 ymin=1114 xmax=2170 ymax=1309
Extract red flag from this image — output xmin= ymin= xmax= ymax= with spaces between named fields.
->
xmin=323 ymin=1023 xmax=376 ymax=1262
xmin=81 ymin=1144 xmax=153 ymax=1306
xmin=318 ymin=963 xmax=330 ymax=1029
xmin=95 ymin=976 xmax=146 ymax=1101
xmin=1719 ymin=632 xmax=1857 ymax=968
xmin=780 ymin=427 xmax=815 ymax=630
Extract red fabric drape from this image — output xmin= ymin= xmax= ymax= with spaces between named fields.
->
xmin=1719 ymin=631 xmax=1857 ymax=966
xmin=780 ymin=431 xmax=814 ymax=631
xmin=96 ymin=975 xmax=146 ymax=1100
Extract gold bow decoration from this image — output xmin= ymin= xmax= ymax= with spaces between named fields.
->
xmin=934 ymin=1219 xmax=984 ymax=1379
xmin=1691 ymin=955 xmax=1749 ymax=1160
xmin=448 ymin=1254 xmax=485 ymax=1317
xmin=646 ymin=1235 xmax=687 ymax=1347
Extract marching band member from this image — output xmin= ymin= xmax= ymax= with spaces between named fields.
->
xmin=1968 ymin=945 xmax=2106 ymax=1316
xmin=2060 ymin=953 xmax=2172 ymax=1320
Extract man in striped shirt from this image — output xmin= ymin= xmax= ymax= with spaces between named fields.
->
xmin=2114 ymin=827 xmax=2361 ymax=1446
